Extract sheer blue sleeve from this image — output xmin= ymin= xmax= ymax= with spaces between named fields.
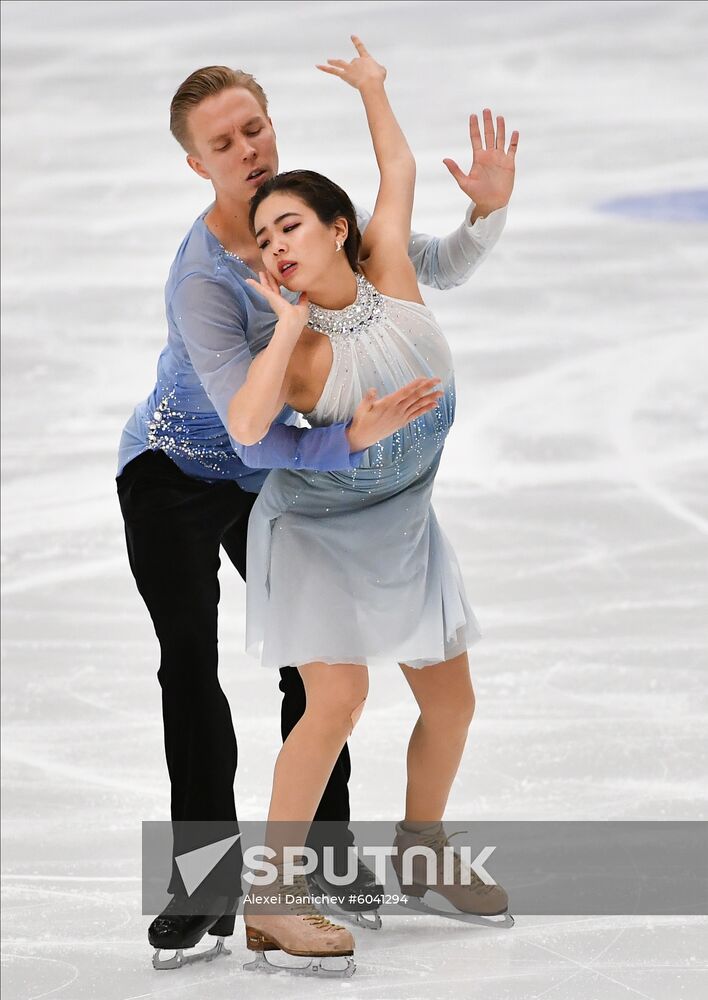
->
xmin=355 ymin=201 xmax=508 ymax=291
xmin=233 ymin=417 xmax=364 ymax=470
xmin=171 ymin=273 xmax=366 ymax=471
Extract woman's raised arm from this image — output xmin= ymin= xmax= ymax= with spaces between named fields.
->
xmin=317 ymin=36 xmax=422 ymax=301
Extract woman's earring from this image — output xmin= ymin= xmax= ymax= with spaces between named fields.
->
xmin=335 ymin=240 xmax=343 ymax=253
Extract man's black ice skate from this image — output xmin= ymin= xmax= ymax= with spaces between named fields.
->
xmin=308 ymin=856 xmax=384 ymax=930
xmin=149 ymin=892 xmax=238 ymax=969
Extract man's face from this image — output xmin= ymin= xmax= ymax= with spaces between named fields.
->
xmin=186 ymin=88 xmax=278 ymax=204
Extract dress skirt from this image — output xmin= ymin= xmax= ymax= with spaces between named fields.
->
xmin=245 ymin=429 xmax=483 ymax=670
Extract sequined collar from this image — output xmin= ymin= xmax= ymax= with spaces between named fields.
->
xmin=307 ymin=273 xmax=384 ymax=340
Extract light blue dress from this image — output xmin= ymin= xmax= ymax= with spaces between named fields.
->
xmin=245 ymin=273 xmax=483 ymax=670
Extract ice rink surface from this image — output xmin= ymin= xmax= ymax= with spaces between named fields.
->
xmin=2 ymin=0 xmax=708 ymax=997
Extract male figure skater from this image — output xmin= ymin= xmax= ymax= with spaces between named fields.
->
xmin=116 ymin=63 xmax=511 ymax=967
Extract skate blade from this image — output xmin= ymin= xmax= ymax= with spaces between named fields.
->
xmin=399 ymin=896 xmax=515 ymax=929
xmin=152 ymin=937 xmax=232 ymax=970
xmin=243 ymin=950 xmax=356 ymax=977
xmin=352 ymin=910 xmax=382 ymax=930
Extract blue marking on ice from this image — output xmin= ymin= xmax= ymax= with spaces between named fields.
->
xmin=596 ymin=189 xmax=708 ymax=222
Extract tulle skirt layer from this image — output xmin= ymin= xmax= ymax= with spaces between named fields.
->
xmin=245 ymin=437 xmax=482 ymax=670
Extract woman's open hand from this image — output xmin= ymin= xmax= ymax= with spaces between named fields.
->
xmin=245 ymin=271 xmax=309 ymax=336
xmin=316 ymin=35 xmax=386 ymax=90
xmin=347 ymin=377 xmax=444 ymax=453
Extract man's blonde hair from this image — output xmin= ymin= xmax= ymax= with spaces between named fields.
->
xmin=170 ymin=66 xmax=269 ymax=153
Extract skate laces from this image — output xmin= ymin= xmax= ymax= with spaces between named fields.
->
xmin=278 ymin=873 xmax=345 ymax=933
xmin=422 ymin=828 xmax=497 ymax=896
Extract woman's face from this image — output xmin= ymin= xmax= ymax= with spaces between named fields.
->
xmin=253 ymin=192 xmax=347 ymax=292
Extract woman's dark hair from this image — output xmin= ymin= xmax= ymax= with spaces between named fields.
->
xmin=248 ymin=169 xmax=362 ymax=272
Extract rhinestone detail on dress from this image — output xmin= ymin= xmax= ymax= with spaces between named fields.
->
xmin=307 ymin=272 xmax=385 ymax=341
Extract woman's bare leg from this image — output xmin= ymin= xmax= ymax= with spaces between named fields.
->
xmin=398 ymin=651 xmax=475 ymax=825
xmin=266 ymin=661 xmax=368 ymax=860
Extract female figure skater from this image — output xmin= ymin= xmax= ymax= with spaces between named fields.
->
xmin=228 ymin=37 xmax=518 ymax=974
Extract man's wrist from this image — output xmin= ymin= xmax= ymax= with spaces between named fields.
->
xmin=470 ymin=202 xmax=503 ymax=224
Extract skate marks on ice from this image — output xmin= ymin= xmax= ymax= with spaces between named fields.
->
xmin=3 ymin=901 xmax=707 ymax=999
xmin=238 ymin=914 xmax=707 ymax=999
xmin=1 ymin=881 xmax=126 ymax=1000
xmin=441 ymin=328 xmax=708 ymax=536
xmin=4 ymin=837 xmax=700 ymax=996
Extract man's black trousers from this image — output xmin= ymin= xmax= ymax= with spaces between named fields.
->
xmin=116 ymin=449 xmax=352 ymax=894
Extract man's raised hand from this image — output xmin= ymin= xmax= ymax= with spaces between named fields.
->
xmin=443 ymin=109 xmax=519 ymax=214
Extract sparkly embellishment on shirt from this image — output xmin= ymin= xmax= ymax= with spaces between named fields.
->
xmin=146 ymin=389 xmax=231 ymax=476
xmin=219 ymin=244 xmax=248 ymax=265
xmin=217 ymin=242 xmax=256 ymax=274
xmin=307 ymin=273 xmax=384 ymax=341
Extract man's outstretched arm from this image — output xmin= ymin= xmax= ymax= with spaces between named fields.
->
xmin=357 ymin=107 xmax=518 ymax=290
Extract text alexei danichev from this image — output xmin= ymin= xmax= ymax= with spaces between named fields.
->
xmin=243 ymin=891 xmax=409 ymax=906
